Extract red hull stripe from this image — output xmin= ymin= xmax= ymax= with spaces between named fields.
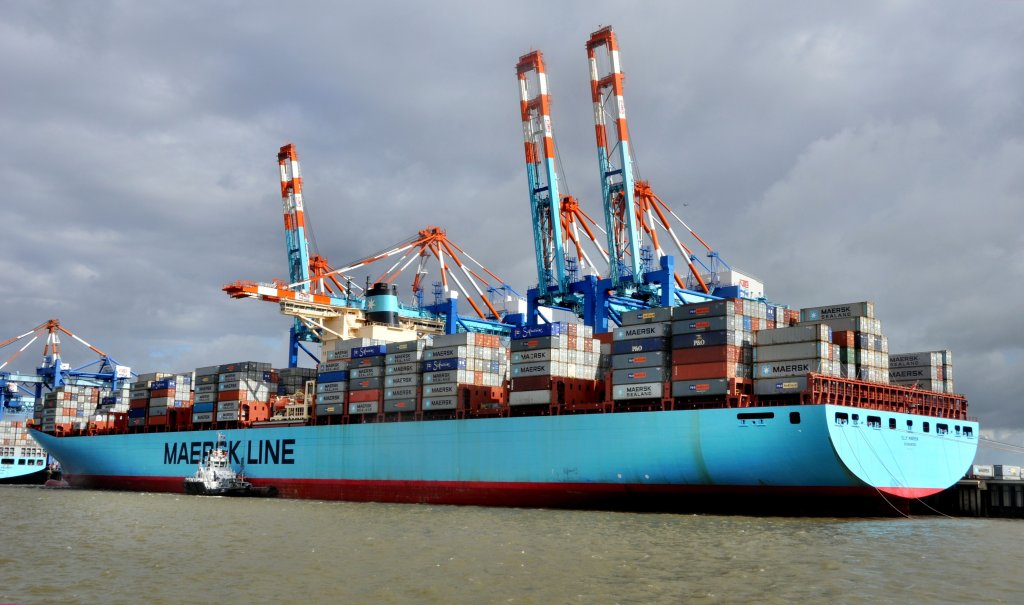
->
xmin=877 ymin=486 xmax=943 ymax=498
xmin=71 ymin=474 xmax=898 ymax=507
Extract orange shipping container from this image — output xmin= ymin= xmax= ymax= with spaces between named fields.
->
xmin=672 ymin=362 xmax=746 ymax=381
xmin=146 ymin=416 xmax=168 ymax=426
xmin=348 ymin=389 xmax=381 ymax=403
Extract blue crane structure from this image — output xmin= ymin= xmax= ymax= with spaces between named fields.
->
xmin=516 ymin=27 xmax=734 ymax=333
xmin=0 ymin=319 xmax=133 ymax=418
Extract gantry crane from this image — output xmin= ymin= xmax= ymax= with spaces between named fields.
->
xmin=517 ymin=26 xmax=731 ymax=332
xmin=224 ymin=145 xmax=523 ymax=366
xmin=0 ymin=319 xmax=132 ymax=414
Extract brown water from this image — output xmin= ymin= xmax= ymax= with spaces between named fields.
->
xmin=2 ymin=486 xmax=1022 ymax=604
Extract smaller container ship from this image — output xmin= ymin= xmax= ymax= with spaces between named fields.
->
xmin=0 ymin=399 xmax=51 ymax=484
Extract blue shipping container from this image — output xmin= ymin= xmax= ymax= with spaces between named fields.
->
xmin=351 ymin=345 xmax=388 ymax=359
xmin=611 ymin=337 xmax=669 ymax=355
xmin=512 ymin=323 xmax=562 ymax=340
xmin=422 ymin=358 xmax=468 ymax=372
xmin=193 ymin=402 xmax=215 ymax=413
xmin=317 ymin=370 xmax=349 ymax=383
xmin=127 ymin=408 xmax=147 ymax=418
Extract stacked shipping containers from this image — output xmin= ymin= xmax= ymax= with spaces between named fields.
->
xmin=147 ymin=374 xmax=192 ymax=427
xmin=753 ymin=324 xmax=835 ymax=395
xmin=192 ymin=366 xmax=219 ymax=424
xmin=38 ymin=385 xmax=108 ymax=432
xmin=888 ymin=350 xmax=954 ymax=393
xmin=277 ymin=367 xmax=317 ymax=396
xmin=216 ymin=361 xmax=273 ymax=422
xmin=799 ymin=302 xmax=889 ymax=384
xmin=509 ymin=323 xmax=598 ymax=406
xmin=384 ymin=339 xmax=426 ymax=414
xmin=127 ymin=372 xmax=173 ymax=428
xmin=347 ymin=345 xmax=387 ymax=416
xmin=315 ymin=359 xmax=348 ymax=418
xmin=611 ymin=312 xmax=672 ymax=401
xmin=670 ymin=301 xmax=755 ymax=399
xmin=423 ymin=333 xmax=509 ymax=411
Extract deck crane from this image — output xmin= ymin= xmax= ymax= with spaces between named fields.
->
xmin=224 ymin=145 xmax=523 ymax=365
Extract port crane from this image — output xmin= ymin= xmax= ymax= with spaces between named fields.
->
xmin=224 ymin=145 xmax=524 ymax=366
xmin=0 ymin=319 xmax=132 ymax=416
xmin=517 ymin=26 xmax=734 ymax=332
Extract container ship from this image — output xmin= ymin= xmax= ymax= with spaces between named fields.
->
xmin=1 ymin=396 xmax=51 ymax=484
xmin=30 ymin=298 xmax=977 ymax=515
xmin=27 ymin=26 xmax=978 ymax=514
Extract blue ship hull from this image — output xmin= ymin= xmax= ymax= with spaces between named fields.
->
xmin=31 ymin=404 xmax=978 ymax=511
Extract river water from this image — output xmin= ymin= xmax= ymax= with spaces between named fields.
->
xmin=2 ymin=486 xmax=1022 ymax=604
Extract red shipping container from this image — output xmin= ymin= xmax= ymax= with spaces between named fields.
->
xmin=671 ymin=345 xmax=743 ymax=365
xmin=832 ymin=330 xmax=856 ymax=347
xmin=146 ymin=416 xmax=168 ymax=426
xmin=511 ymin=376 xmax=551 ymax=391
xmin=129 ymin=399 xmax=148 ymax=408
xmin=348 ymin=389 xmax=381 ymax=403
xmin=150 ymin=388 xmax=175 ymax=398
xmin=672 ymin=362 xmax=745 ymax=380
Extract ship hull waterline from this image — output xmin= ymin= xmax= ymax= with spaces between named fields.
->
xmin=31 ymin=404 xmax=978 ymax=514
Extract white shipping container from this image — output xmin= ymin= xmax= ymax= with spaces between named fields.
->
xmin=509 ymin=390 xmax=552 ymax=406
xmin=754 ymin=341 xmax=831 ymax=363
xmin=612 ymin=382 xmax=663 ymax=400
xmin=216 ymin=410 xmax=239 ymax=422
xmin=421 ymin=396 xmax=458 ymax=411
xmin=754 ymin=359 xmax=824 ymax=379
xmin=218 ymin=401 xmax=240 ymax=412
xmin=888 ymin=352 xmax=942 ymax=368
xmin=754 ymin=324 xmax=830 ymax=346
xmin=348 ymin=401 xmax=379 ymax=415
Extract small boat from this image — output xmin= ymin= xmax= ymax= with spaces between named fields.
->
xmin=183 ymin=433 xmax=277 ymax=497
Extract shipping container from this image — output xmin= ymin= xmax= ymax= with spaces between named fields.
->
xmin=620 ymin=307 xmax=672 ymax=326
xmin=422 ymin=358 xmax=467 ymax=373
xmin=512 ymin=348 xmax=562 ymax=364
xmin=614 ymin=323 xmax=672 ymax=341
xmin=350 ymin=366 xmax=384 ymax=379
xmin=754 ymin=359 xmax=824 ymax=379
xmin=384 ymin=386 xmax=419 ymax=400
xmin=423 ymin=370 xmax=471 ymax=384
xmin=191 ymin=412 xmax=214 ymax=423
xmin=383 ymin=399 xmax=417 ymax=413
xmin=672 ymin=299 xmax=743 ymax=320
xmin=994 ymin=465 xmax=1021 ymax=480
xmin=672 ymin=379 xmax=730 ymax=397
xmin=348 ymin=401 xmax=379 ymax=415
xmin=317 ymin=370 xmax=349 ymax=383
xmin=318 ymin=360 xmax=349 ymax=373
xmin=349 ymin=356 xmax=385 ymax=368
xmin=315 ymin=404 xmax=345 ymax=417
xmin=612 ymin=382 xmax=664 ymax=400
xmin=421 ymin=396 xmax=458 ymax=411
xmin=385 ymin=351 xmax=424 ymax=365
xmin=671 ymin=345 xmax=745 ymax=365
xmin=888 ymin=352 xmax=943 ymax=368
xmin=348 ymin=388 xmax=381 ymax=402
xmin=971 ymin=464 xmax=995 ymax=478
xmin=753 ymin=377 xmax=809 ymax=396
xmin=315 ymin=381 xmax=347 ymax=394
xmin=754 ymin=341 xmax=831 ymax=363
xmin=216 ymin=410 xmax=239 ymax=422
xmin=348 ymin=377 xmax=383 ymax=391
xmin=316 ymin=392 xmax=346 ymax=405
xmin=511 ymin=323 xmax=562 ymax=340
xmin=351 ymin=345 xmax=388 ymax=359
xmin=755 ymin=324 xmax=831 ymax=346
xmin=508 ymin=390 xmax=551 ymax=406
xmin=671 ymin=362 xmax=748 ymax=380
xmin=611 ymin=351 xmax=668 ymax=369
xmin=423 ymin=383 xmax=459 ymax=397
xmin=385 ymin=373 xmax=421 ymax=388
xmin=385 ymin=362 xmax=420 ymax=376
xmin=799 ymin=302 xmax=874 ymax=322
xmin=671 ymin=315 xmax=740 ymax=335
xmin=612 ymin=367 xmax=667 ymax=385
xmin=671 ymin=331 xmax=743 ymax=349
xmin=610 ymin=337 xmax=669 ymax=355
xmin=386 ymin=339 xmax=428 ymax=354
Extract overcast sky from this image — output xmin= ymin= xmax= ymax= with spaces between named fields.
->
xmin=2 ymin=2 xmax=1022 ymax=461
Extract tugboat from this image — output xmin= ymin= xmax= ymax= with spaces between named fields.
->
xmin=183 ymin=433 xmax=277 ymax=497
